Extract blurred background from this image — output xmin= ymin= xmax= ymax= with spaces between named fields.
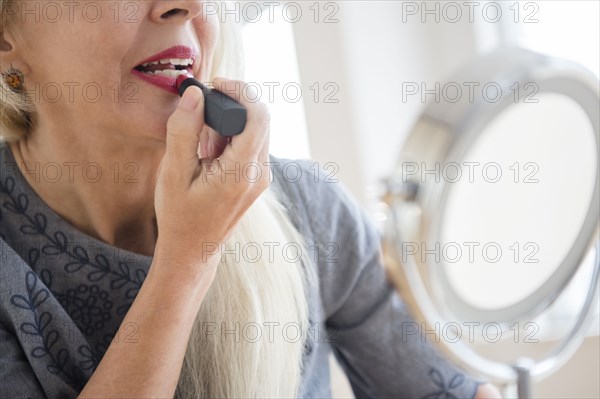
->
xmin=237 ymin=1 xmax=599 ymax=397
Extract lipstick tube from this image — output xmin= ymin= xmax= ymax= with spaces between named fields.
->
xmin=176 ymin=75 xmax=247 ymax=137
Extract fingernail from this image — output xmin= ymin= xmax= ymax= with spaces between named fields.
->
xmin=179 ymin=87 xmax=201 ymax=111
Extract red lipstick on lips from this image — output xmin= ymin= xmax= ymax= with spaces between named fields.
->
xmin=132 ymin=45 xmax=197 ymax=94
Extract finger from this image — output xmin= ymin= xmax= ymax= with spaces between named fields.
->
xmin=199 ymin=126 xmax=228 ymax=160
xmin=198 ymin=125 xmax=210 ymax=158
xmin=164 ymin=86 xmax=205 ymax=184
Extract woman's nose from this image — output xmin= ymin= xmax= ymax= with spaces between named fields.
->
xmin=148 ymin=0 xmax=204 ymax=23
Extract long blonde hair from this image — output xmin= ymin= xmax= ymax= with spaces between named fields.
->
xmin=177 ymin=188 xmax=314 ymax=398
xmin=1 ymin=1 xmax=314 ymax=396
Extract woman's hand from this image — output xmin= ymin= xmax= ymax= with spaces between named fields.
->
xmin=476 ymin=383 xmax=503 ymax=398
xmin=153 ymin=77 xmax=271 ymax=285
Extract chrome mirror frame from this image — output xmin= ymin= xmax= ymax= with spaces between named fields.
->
xmin=381 ymin=47 xmax=600 ymax=397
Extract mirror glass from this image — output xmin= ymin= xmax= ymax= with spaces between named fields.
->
xmin=438 ymin=93 xmax=597 ymax=310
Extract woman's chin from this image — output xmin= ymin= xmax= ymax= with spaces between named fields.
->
xmin=126 ymin=108 xmax=175 ymax=141
xmin=121 ymin=117 xmax=169 ymax=143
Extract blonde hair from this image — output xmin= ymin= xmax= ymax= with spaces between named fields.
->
xmin=177 ymin=189 xmax=315 ymax=398
xmin=1 ymin=2 xmax=315 ymax=396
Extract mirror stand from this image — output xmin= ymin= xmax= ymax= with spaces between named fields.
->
xmin=513 ymin=358 xmax=534 ymax=398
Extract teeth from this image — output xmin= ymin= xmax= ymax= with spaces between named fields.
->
xmin=170 ymin=58 xmax=193 ymax=66
xmin=163 ymin=58 xmax=193 ymax=66
xmin=141 ymin=61 xmax=160 ymax=67
xmin=141 ymin=58 xmax=194 ymax=68
xmin=145 ymin=69 xmax=189 ymax=78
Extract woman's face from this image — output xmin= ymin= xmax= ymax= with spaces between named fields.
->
xmin=3 ymin=0 xmax=219 ymax=143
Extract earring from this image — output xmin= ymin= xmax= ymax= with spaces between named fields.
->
xmin=2 ymin=67 xmax=24 ymax=92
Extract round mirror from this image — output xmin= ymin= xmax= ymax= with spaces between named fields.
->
xmin=437 ymin=92 xmax=597 ymax=320
xmin=381 ymin=47 xmax=599 ymax=395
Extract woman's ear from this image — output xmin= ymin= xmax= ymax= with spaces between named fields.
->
xmin=1 ymin=27 xmax=16 ymax=69
xmin=0 ymin=27 xmax=13 ymax=51
xmin=0 ymin=25 xmax=27 ymax=73
xmin=0 ymin=36 xmax=11 ymax=51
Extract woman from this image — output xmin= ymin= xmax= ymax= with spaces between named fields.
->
xmin=0 ymin=0 xmax=501 ymax=397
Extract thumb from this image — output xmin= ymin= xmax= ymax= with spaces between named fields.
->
xmin=164 ymin=85 xmax=205 ymax=181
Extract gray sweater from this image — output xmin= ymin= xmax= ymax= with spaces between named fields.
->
xmin=0 ymin=141 xmax=482 ymax=398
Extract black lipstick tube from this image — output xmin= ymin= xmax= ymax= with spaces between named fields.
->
xmin=176 ymin=76 xmax=247 ymax=137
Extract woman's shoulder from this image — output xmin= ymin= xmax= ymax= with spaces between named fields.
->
xmin=268 ymin=156 xmax=388 ymax=321
xmin=267 ymin=155 xmax=367 ymax=211
xmin=268 ymin=155 xmax=344 ymax=205
xmin=268 ymin=154 xmax=381 ymax=260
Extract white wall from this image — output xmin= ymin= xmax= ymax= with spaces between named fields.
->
xmin=292 ymin=1 xmax=479 ymax=210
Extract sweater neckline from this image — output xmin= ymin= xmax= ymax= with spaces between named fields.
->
xmin=0 ymin=140 xmax=154 ymax=264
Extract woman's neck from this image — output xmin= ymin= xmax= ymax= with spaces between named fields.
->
xmin=8 ymin=130 xmax=164 ymax=257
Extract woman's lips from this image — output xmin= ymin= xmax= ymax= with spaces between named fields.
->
xmin=135 ymin=45 xmax=198 ymax=67
xmin=132 ymin=69 xmax=193 ymax=94
xmin=132 ymin=45 xmax=197 ymax=94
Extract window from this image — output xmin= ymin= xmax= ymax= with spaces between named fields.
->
xmin=502 ymin=0 xmax=599 ymax=77
xmin=241 ymin=14 xmax=311 ymax=160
